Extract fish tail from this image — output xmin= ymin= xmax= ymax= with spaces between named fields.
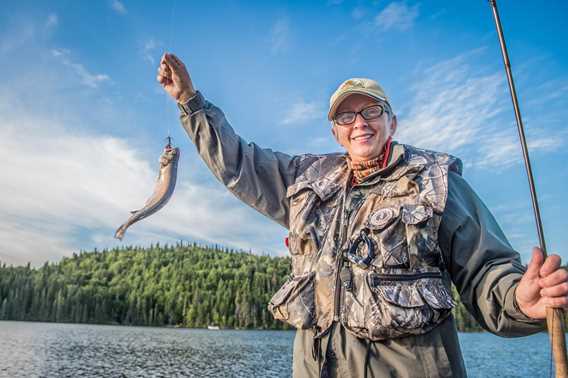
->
xmin=114 ymin=225 xmax=127 ymax=241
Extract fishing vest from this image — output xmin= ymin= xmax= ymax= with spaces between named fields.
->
xmin=268 ymin=144 xmax=463 ymax=341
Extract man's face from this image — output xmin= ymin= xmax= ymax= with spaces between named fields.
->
xmin=331 ymin=94 xmax=397 ymax=163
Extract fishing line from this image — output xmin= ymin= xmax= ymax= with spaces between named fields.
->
xmin=161 ymin=0 xmax=177 ymax=144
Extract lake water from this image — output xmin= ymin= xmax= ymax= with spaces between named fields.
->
xmin=0 ymin=321 xmax=552 ymax=377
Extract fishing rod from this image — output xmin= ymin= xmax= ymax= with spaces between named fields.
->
xmin=487 ymin=1 xmax=567 ymax=377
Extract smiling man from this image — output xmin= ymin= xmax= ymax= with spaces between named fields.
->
xmin=158 ymin=53 xmax=568 ymax=377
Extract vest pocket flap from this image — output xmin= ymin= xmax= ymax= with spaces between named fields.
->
xmin=416 ymin=278 xmax=456 ymax=309
xmin=286 ymin=179 xmax=340 ymax=201
xmin=286 ymin=181 xmax=313 ymax=198
xmin=372 ymin=281 xmax=425 ymax=308
xmin=401 ymin=204 xmax=433 ymax=225
xmin=288 ymin=232 xmax=317 ymax=256
xmin=268 ymin=271 xmax=316 ymax=328
xmin=367 ymin=272 xmax=454 ymax=310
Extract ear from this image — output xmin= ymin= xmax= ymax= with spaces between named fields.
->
xmin=331 ymin=124 xmax=340 ymax=144
xmin=389 ymin=115 xmax=398 ymax=136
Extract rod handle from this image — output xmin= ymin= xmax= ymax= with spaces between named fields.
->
xmin=547 ymin=307 xmax=568 ymax=378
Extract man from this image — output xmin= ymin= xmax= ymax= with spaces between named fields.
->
xmin=157 ymin=52 xmax=568 ymax=377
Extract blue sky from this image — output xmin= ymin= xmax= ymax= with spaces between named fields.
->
xmin=1 ymin=0 xmax=567 ymax=266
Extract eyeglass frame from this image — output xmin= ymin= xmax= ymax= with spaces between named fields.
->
xmin=332 ymin=102 xmax=392 ymax=127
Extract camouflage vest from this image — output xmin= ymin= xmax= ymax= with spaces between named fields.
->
xmin=268 ymin=144 xmax=463 ymax=341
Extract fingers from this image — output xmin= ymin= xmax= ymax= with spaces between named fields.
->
xmin=536 ymin=252 xmax=568 ymax=307
xmin=161 ymin=53 xmax=184 ymax=78
xmin=543 ymin=296 xmax=568 ymax=308
xmin=164 ymin=52 xmax=185 ymax=68
xmin=540 ymin=253 xmax=562 ymax=277
xmin=156 ymin=73 xmax=169 ymax=85
xmin=157 ymin=52 xmax=194 ymax=102
xmin=156 ymin=57 xmax=173 ymax=85
xmin=541 ymin=280 xmax=568 ymax=297
xmin=524 ymin=247 xmax=545 ymax=279
xmin=540 ymin=267 xmax=568 ymax=288
xmin=156 ymin=67 xmax=171 ymax=85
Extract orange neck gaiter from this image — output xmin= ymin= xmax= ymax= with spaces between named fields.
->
xmin=347 ymin=137 xmax=392 ymax=184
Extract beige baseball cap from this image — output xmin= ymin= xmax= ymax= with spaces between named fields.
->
xmin=328 ymin=78 xmax=390 ymax=121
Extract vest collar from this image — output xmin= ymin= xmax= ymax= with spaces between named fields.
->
xmin=353 ymin=142 xmax=411 ymax=187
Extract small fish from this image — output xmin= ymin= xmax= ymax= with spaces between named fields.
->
xmin=114 ymin=142 xmax=180 ymax=240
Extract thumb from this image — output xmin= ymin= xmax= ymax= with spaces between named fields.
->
xmin=524 ymin=247 xmax=544 ymax=280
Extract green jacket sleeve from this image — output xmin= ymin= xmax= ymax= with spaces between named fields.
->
xmin=178 ymin=95 xmax=298 ymax=229
xmin=438 ymin=172 xmax=546 ymax=336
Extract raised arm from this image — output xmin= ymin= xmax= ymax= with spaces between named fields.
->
xmin=157 ymin=53 xmax=298 ymax=228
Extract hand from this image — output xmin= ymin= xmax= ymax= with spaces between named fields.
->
xmin=157 ymin=52 xmax=195 ymax=103
xmin=515 ymin=247 xmax=568 ymax=319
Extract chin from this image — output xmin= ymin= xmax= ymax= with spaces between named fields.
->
xmin=350 ymin=154 xmax=374 ymax=163
xmin=351 ymin=149 xmax=379 ymax=161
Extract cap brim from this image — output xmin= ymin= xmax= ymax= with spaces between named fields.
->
xmin=328 ymin=90 xmax=387 ymax=121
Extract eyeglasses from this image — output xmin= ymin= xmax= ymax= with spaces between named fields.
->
xmin=333 ymin=104 xmax=388 ymax=126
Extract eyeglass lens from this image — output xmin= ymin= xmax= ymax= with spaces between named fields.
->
xmin=335 ymin=105 xmax=385 ymax=125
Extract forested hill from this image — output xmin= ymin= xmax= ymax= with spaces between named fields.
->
xmin=0 ymin=243 xmax=482 ymax=331
xmin=0 ymin=244 xmax=291 ymax=329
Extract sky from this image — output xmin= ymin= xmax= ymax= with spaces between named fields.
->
xmin=0 ymin=0 xmax=567 ymax=267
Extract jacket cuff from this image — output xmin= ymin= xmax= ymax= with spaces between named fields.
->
xmin=505 ymin=282 xmax=545 ymax=324
xmin=177 ymin=91 xmax=205 ymax=116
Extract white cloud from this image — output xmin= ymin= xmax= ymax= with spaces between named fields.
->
xmin=142 ymin=38 xmax=160 ymax=65
xmin=398 ymin=49 xmax=565 ymax=170
xmin=46 ymin=13 xmax=58 ymax=29
xmin=110 ymin=0 xmax=127 ymax=15
xmin=51 ymin=48 xmax=110 ymax=88
xmin=375 ymin=2 xmax=419 ymax=31
xmin=0 ymin=17 xmax=288 ymax=266
xmin=0 ymin=116 xmax=286 ymax=266
xmin=475 ymin=129 xmax=563 ymax=169
xmin=0 ymin=220 xmax=73 ymax=267
xmin=526 ymin=80 xmax=568 ymax=107
xmin=270 ymin=18 xmax=290 ymax=55
xmin=281 ymin=100 xmax=324 ymax=125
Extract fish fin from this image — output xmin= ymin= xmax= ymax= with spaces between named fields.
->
xmin=114 ymin=225 xmax=125 ymax=241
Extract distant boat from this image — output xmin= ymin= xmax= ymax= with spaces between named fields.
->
xmin=207 ymin=325 xmax=220 ymax=330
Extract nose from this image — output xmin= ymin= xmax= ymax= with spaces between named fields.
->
xmin=352 ymin=113 xmax=368 ymax=129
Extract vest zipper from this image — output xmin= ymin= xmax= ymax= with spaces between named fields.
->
xmin=333 ymin=258 xmax=343 ymax=322
xmin=333 ymin=179 xmax=352 ymax=322
xmin=369 ymin=271 xmax=442 ymax=285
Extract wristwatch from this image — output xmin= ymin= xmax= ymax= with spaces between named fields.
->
xmin=177 ymin=91 xmax=205 ymax=116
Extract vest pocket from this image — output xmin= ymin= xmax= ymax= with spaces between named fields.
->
xmin=268 ymin=271 xmax=316 ymax=329
xmin=288 ymin=231 xmax=318 ymax=256
xmin=367 ymin=206 xmax=409 ymax=269
xmin=287 ymin=184 xmax=333 ymax=256
xmin=366 ymin=204 xmax=434 ymax=270
xmin=365 ymin=272 xmax=455 ymax=340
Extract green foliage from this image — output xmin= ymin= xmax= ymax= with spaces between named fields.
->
xmin=0 ymin=244 xmax=482 ymax=331
xmin=451 ymin=285 xmax=484 ymax=332
xmin=0 ymin=243 xmax=290 ymax=329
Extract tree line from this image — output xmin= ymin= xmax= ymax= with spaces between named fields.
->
xmin=0 ymin=243 xmax=482 ymax=331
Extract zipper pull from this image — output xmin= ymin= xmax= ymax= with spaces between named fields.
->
xmin=340 ymin=265 xmax=353 ymax=292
